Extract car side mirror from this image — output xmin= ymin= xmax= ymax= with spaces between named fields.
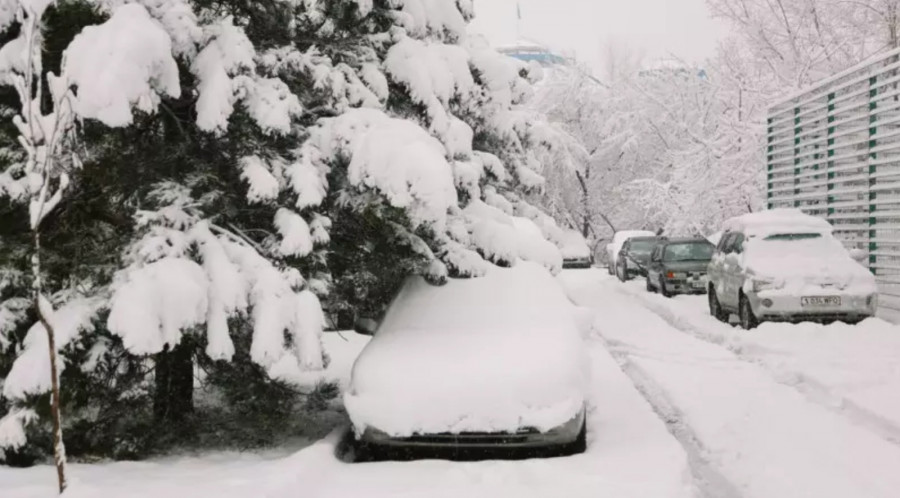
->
xmin=353 ymin=317 xmax=380 ymax=336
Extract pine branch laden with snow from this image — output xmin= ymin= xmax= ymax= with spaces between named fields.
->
xmin=105 ymin=182 xmax=326 ymax=377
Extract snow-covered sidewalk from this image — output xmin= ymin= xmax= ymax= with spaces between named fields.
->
xmin=3 ymin=322 xmax=694 ymax=498
xmin=561 ymin=269 xmax=900 ymax=498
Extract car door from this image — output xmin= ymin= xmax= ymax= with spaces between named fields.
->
xmin=722 ymin=233 xmax=745 ymax=308
xmin=648 ymin=246 xmax=662 ymax=283
xmin=710 ymin=233 xmax=734 ymax=306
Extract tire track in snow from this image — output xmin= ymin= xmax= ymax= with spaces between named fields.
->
xmin=616 ymin=281 xmax=900 ymax=448
xmin=595 ymin=333 xmax=744 ymax=498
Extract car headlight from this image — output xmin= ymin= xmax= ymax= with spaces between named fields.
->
xmin=751 ymin=277 xmax=782 ymax=293
xmin=666 ymin=271 xmax=686 ymax=279
xmin=867 ymin=294 xmax=878 ymax=308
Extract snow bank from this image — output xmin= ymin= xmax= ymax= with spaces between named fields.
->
xmin=345 ymin=261 xmax=589 ymax=437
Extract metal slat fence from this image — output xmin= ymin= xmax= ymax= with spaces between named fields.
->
xmin=767 ymin=47 xmax=900 ymax=317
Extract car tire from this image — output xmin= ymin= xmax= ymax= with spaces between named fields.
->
xmin=646 ymin=276 xmax=655 ymax=292
xmin=565 ymin=419 xmax=587 ymax=455
xmin=660 ymin=278 xmax=672 ymax=298
xmin=739 ymin=294 xmax=759 ymax=330
xmin=617 ymin=264 xmax=627 ymax=282
xmin=708 ymin=288 xmax=728 ymax=322
xmin=607 ymin=262 xmax=614 ymax=275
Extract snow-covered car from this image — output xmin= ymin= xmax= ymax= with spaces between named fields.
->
xmin=615 ymin=236 xmax=662 ymax=281
xmin=606 ymin=230 xmax=655 ymax=275
xmin=646 ymin=237 xmax=715 ymax=297
xmin=560 ymin=229 xmax=593 ymax=269
xmin=707 ymin=209 xmax=878 ymax=329
xmin=345 ymin=261 xmax=590 ymax=457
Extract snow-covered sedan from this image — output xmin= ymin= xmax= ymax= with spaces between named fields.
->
xmin=707 ymin=209 xmax=878 ymax=329
xmin=606 ymin=230 xmax=655 ymax=275
xmin=345 ymin=261 xmax=590 ymax=458
xmin=561 ymin=229 xmax=593 ymax=269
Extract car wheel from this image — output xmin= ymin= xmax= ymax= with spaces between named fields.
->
xmin=708 ymin=288 xmax=728 ymax=322
xmin=739 ymin=294 xmax=759 ymax=330
xmin=646 ymin=276 xmax=655 ymax=292
xmin=565 ymin=419 xmax=587 ymax=455
xmin=607 ymin=262 xmax=614 ymax=275
xmin=660 ymin=278 xmax=672 ymax=298
xmin=617 ymin=264 xmax=627 ymax=282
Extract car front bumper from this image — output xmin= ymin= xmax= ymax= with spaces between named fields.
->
xmin=748 ymin=290 xmax=876 ymax=323
xmin=357 ymin=409 xmax=585 ymax=451
xmin=563 ymin=257 xmax=593 ymax=269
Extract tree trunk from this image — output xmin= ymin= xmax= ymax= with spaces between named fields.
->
xmin=32 ymin=233 xmax=67 ymax=494
xmin=154 ymin=340 xmax=195 ymax=424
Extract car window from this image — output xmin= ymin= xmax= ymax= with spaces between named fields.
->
xmin=718 ymin=233 xmax=734 ymax=254
xmin=732 ymin=234 xmax=745 ymax=254
xmin=664 ymin=242 xmax=714 ymax=262
xmin=629 ymin=239 xmax=656 ymax=254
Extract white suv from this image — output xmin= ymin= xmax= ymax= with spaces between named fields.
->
xmin=707 ymin=209 xmax=877 ymax=329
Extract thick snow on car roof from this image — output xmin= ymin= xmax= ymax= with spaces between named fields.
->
xmin=345 ymin=261 xmax=589 ymax=437
xmin=560 ymin=229 xmax=590 ymax=259
xmin=723 ymin=209 xmax=833 ymax=238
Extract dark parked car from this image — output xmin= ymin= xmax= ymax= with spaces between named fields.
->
xmin=616 ymin=236 xmax=661 ymax=281
xmin=645 ymin=238 xmax=715 ymax=297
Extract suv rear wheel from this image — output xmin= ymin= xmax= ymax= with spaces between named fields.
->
xmin=708 ymin=288 xmax=728 ymax=322
xmin=739 ymin=294 xmax=759 ymax=330
xmin=646 ymin=276 xmax=655 ymax=292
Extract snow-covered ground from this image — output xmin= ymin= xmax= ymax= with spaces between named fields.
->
xmin=2 ymin=320 xmax=694 ymax=498
xmin=561 ymin=269 xmax=900 ymax=498
xmin=616 ymin=278 xmax=900 ymax=444
xmin=8 ymin=269 xmax=900 ymax=498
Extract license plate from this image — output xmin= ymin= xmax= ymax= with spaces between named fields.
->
xmin=801 ymin=296 xmax=841 ymax=307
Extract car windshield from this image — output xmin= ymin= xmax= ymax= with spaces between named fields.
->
xmin=663 ymin=242 xmax=713 ymax=261
xmin=763 ymin=233 xmax=822 ymax=241
xmin=629 ymin=240 xmax=656 ymax=254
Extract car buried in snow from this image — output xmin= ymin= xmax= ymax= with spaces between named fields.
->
xmin=645 ymin=237 xmax=715 ymax=297
xmin=344 ymin=261 xmax=590 ymax=459
xmin=606 ymin=230 xmax=655 ymax=275
xmin=707 ymin=209 xmax=878 ymax=329
xmin=561 ymin=230 xmax=594 ymax=269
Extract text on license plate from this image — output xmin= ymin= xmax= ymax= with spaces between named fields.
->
xmin=801 ymin=296 xmax=841 ymax=307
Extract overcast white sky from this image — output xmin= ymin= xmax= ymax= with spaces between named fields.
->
xmin=469 ymin=0 xmax=730 ymax=73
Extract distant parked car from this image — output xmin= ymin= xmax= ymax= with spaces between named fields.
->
xmin=616 ymin=236 xmax=661 ymax=281
xmin=707 ymin=209 xmax=878 ymax=329
xmin=561 ymin=230 xmax=593 ymax=269
xmin=345 ymin=261 xmax=590 ymax=458
xmin=606 ymin=230 xmax=655 ymax=275
xmin=646 ymin=238 xmax=715 ymax=297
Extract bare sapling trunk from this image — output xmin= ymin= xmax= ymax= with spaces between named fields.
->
xmin=32 ymin=232 xmax=67 ymax=494
xmin=14 ymin=5 xmax=72 ymax=493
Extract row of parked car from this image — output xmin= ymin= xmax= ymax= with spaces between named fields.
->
xmin=605 ymin=209 xmax=879 ymax=329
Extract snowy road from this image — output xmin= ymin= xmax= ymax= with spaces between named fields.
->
xmin=561 ymin=269 xmax=900 ymax=498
